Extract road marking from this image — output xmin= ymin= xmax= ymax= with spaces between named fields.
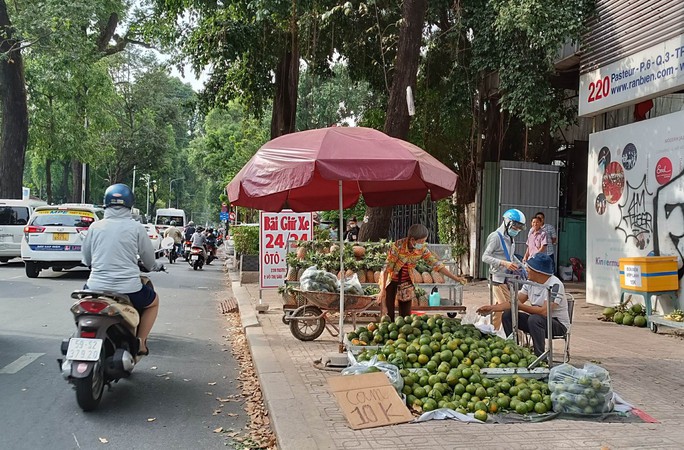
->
xmin=8 ymin=275 xmax=24 ymax=279
xmin=0 ymin=353 xmax=45 ymax=374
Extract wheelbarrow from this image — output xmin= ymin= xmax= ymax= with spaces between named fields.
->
xmin=285 ymin=289 xmax=379 ymax=341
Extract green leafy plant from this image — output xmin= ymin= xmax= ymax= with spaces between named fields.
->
xmin=232 ymin=225 xmax=259 ymax=255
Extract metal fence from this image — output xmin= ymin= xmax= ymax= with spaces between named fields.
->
xmin=389 ymin=199 xmax=439 ymax=242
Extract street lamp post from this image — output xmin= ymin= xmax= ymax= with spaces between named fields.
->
xmin=169 ymin=178 xmax=184 ymax=208
xmin=141 ymin=174 xmax=155 ymax=221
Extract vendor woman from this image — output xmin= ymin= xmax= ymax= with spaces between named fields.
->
xmin=379 ymin=224 xmax=466 ymax=320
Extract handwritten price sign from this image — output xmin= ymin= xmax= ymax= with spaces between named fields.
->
xmin=259 ymin=211 xmax=313 ymax=289
xmin=328 ymin=372 xmax=413 ymax=430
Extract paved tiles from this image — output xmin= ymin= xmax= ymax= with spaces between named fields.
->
xmin=231 ymin=275 xmax=684 ymax=450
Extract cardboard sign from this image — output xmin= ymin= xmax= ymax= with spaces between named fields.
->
xmin=328 ymin=372 xmax=413 ymax=430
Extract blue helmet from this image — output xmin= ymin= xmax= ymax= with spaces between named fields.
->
xmin=502 ymin=209 xmax=526 ymax=230
xmin=104 ymin=183 xmax=134 ymax=209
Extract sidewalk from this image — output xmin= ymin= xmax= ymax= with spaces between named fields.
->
xmin=229 ymin=269 xmax=684 ymax=450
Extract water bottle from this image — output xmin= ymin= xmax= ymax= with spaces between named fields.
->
xmin=428 ymin=287 xmax=441 ymax=306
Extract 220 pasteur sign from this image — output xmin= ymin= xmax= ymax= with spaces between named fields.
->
xmin=579 ymin=33 xmax=684 ymax=116
xmin=259 ymin=211 xmax=313 ymax=289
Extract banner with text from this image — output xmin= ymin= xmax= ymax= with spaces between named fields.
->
xmin=259 ymin=211 xmax=313 ymax=289
xmin=579 ymin=33 xmax=684 ymax=117
xmin=586 ymin=109 xmax=684 ymax=307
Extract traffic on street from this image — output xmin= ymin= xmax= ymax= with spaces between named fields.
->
xmin=0 ymin=257 xmax=247 ymax=449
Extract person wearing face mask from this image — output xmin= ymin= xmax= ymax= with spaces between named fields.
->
xmin=482 ymin=209 xmax=526 ymax=329
xmin=344 ymin=217 xmax=361 ymax=242
xmin=378 ymin=224 xmax=466 ymax=321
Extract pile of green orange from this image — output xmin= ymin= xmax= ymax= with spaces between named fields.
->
xmin=351 ymin=315 xmax=550 ymax=420
xmin=602 ymin=303 xmax=647 ymax=327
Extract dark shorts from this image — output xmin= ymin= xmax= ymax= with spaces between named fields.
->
xmin=84 ymin=283 xmax=157 ymax=311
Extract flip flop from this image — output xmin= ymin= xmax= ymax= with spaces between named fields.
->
xmin=137 ymin=338 xmax=150 ymax=356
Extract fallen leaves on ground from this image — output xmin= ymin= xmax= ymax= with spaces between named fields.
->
xmin=219 ymin=283 xmax=277 ymax=450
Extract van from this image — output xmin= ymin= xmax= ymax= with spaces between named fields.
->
xmin=154 ymin=208 xmax=187 ymax=232
xmin=0 ymin=198 xmax=48 ymax=263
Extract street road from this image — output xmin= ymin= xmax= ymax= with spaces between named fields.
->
xmin=0 ymin=256 xmax=246 ymax=449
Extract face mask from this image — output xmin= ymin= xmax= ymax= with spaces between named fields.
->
xmin=508 ymin=229 xmax=520 ymax=237
xmin=414 ymin=242 xmax=425 ymax=250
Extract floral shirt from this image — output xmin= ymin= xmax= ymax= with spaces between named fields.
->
xmin=382 ymin=238 xmax=444 ymax=286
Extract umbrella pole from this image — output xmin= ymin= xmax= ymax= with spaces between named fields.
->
xmin=338 ymin=180 xmax=345 ymax=353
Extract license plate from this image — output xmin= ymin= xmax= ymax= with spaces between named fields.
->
xmin=66 ymin=338 xmax=103 ymax=361
xmin=191 ymin=255 xmax=199 ymax=261
xmin=53 ymin=233 xmax=68 ymax=241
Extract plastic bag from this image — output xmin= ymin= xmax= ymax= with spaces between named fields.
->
xmin=300 ymin=266 xmax=338 ymax=292
xmin=549 ymin=363 xmax=614 ymax=415
xmin=337 ymin=273 xmax=364 ymax=295
xmin=461 ymin=310 xmax=506 ymax=338
xmin=342 ymin=352 xmax=404 ymax=392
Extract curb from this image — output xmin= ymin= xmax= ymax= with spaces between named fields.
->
xmin=231 ymin=280 xmax=259 ymax=328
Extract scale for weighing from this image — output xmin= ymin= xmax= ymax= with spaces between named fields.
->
xmin=480 ymin=275 xmax=558 ymax=379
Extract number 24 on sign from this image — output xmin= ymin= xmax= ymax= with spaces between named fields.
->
xmin=264 ymin=233 xmax=308 ymax=249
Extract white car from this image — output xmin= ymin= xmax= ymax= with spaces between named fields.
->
xmin=144 ymin=224 xmax=162 ymax=256
xmin=0 ymin=198 xmax=47 ymax=263
xmin=21 ymin=204 xmax=104 ymax=278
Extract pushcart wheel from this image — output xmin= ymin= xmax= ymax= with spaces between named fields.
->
xmin=289 ymin=305 xmax=325 ymax=341
xmin=281 ymin=311 xmax=292 ymax=325
xmin=650 ymin=322 xmax=658 ymax=333
xmin=447 ymin=313 xmax=458 ymax=318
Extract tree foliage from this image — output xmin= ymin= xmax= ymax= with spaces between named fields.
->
xmin=465 ymin=0 xmax=595 ymax=126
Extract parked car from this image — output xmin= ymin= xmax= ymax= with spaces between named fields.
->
xmin=21 ymin=203 xmax=104 ymax=278
xmin=0 ymin=198 xmax=47 ymax=263
xmin=144 ymin=224 xmax=162 ymax=256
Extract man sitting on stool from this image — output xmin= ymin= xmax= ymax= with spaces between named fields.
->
xmin=476 ymin=253 xmax=571 ymax=356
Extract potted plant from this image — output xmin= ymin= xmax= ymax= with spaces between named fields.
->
xmin=232 ymin=225 xmax=260 ymax=271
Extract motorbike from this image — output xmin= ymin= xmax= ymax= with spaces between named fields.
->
xmin=161 ymin=237 xmax=177 ymax=264
xmin=58 ymin=267 xmax=165 ymax=411
xmin=188 ymin=246 xmax=205 ymax=270
xmin=205 ymin=241 xmax=216 ymax=265
xmin=183 ymin=240 xmax=192 ymax=261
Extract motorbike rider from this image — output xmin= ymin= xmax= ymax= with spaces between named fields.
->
xmin=205 ymin=227 xmax=217 ymax=254
xmin=191 ymin=226 xmax=208 ymax=259
xmin=81 ymin=183 xmax=163 ymax=356
xmin=184 ymin=221 xmax=196 ymax=242
xmin=164 ymin=220 xmax=183 ymax=255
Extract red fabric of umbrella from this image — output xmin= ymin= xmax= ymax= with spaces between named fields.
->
xmin=227 ymin=126 xmax=458 ymax=211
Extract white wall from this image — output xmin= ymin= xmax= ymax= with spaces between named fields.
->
xmin=587 ymin=110 xmax=684 ymax=308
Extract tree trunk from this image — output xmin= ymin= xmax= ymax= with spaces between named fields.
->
xmin=61 ymin=160 xmax=70 ymax=202
xmin=359 ymin=0 xmax=428 ymax=242
xmin=45 ymin=159 xmax=53 ymax=204
xmin=71 ymin=160 xmax=82 ymax=202
xmin=269 ymin=12 xmax=300 ymax=139
xmin=0 ymin=0 xmax=29 ymax=199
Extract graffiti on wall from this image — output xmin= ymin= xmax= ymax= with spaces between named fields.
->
xmin=594 ymin=144 xmax=684 ymax=280
xmin=654 ymin=168 xmax=684 ymax=279
xmin=616 ymin=176 xmax=652 ymax=250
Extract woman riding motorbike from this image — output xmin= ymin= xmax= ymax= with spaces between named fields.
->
xmin=81 ymin=183 xmax=163 ymax=355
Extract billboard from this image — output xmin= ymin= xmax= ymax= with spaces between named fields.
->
xmin=587 ymin=110 xmax=684 ymax=307
xmin=259 ymin=211 xmax=313 ymax=289
xmin=579 ymin=33 xmax=684 ymax=117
